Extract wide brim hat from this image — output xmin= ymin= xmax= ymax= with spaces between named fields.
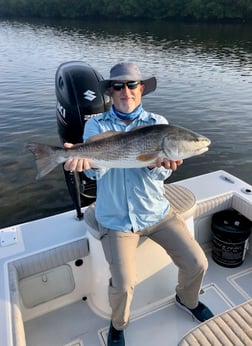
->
xmin=100 ymin=62 xmax=157 ymax=96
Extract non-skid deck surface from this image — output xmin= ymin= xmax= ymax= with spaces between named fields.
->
xmin=25 ymin=252 xmax=252 ymax=346
xmin=25 ymin=300 xmax=108 ymax=346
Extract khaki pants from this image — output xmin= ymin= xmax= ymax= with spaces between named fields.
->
xmin=99 ymin=209 xmax=208 ymax=330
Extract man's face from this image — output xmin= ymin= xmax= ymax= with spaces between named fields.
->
xmin=109 ymin=81 xmax=145 ymax=113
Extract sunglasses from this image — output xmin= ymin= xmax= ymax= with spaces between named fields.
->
xmin=110 ymin=81 xmax=141 ymax=91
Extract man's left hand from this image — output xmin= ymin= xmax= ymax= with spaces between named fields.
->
xmin=149 ymin=158 xmax=183 ymax=171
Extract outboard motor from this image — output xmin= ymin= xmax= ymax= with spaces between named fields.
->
xmin=55 ymin=61 xmax=111 ymax=219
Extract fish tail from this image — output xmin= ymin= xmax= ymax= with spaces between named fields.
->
xmin=25 ymin=142 xmax=62 ymax=179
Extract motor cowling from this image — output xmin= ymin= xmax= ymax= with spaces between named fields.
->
xmin=56 ymin=61 xmax=111 ymax=144
xmin=55 ymin=61 xmax=111 ymax=219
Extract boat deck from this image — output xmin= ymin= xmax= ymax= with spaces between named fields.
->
xmin=1 ymin=170 xmax=252 ymax=346
xmin=24 ymin=250 xmax=252 ymax=346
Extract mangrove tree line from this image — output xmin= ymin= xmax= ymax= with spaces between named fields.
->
xmin=0 ymin=0 xmax=252 ymax=22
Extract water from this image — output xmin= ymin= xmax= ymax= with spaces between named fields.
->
xmin=1 ymin=19 xmax=252 ymax=228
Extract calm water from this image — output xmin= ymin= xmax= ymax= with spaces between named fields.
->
xmin=1 ymin=19 xmax=252 ymax=228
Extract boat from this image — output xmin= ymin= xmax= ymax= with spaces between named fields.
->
xmin=1 ymin=170 xmax=252 ymax=345
xmin=1 ymin=62 xmax=251 ymax=345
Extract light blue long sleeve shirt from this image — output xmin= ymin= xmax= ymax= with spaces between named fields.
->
xmin=84 ymin=108 xmax=172 ymax=232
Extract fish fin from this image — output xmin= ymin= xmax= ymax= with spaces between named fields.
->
xmin=25 ymin=143 xmax=62 ymax=179
xmin=87 ymin=127 xmax=152 ymax=143
xmin=136 ymin=152 xmax=160 ymax=162
xmin=130 ymin=125 xmax=151 ymax=131
xmin=86 ymin=131 xmax=121 ymax=143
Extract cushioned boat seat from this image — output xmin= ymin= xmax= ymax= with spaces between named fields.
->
xmin=178 ymin=299 xmax=252 ymax=346
xmin=164 ymin=184 xmax=196 ymax=219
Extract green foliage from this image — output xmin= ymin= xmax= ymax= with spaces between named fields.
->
xmin=0 ymin=0 xmax=252 ymax=21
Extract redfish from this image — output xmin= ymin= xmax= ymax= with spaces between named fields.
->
xmin=26 ymin=124 xmax=211 ymax=179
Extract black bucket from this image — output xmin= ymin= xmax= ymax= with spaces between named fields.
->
xmin=211 ymin=209 xmax=252 ymax=268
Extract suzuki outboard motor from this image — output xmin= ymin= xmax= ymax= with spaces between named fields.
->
xmin=55 ymin=61 xmax=111 ymax=219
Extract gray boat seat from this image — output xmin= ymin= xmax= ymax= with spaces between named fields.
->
xmin=178 ymin=299 xmax=252 ymax=346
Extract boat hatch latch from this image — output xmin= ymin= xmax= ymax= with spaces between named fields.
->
xmin=0 ymin=226 xmax=18 ymax=247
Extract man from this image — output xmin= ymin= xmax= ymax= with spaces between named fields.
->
xmin=64 ymin=62 xmax=213 ymax=346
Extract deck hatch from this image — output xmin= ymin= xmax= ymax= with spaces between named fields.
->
xmin=19 ymin=264 xmax=75 ymax=308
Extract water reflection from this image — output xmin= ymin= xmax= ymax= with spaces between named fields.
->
xmin=0 ymin=19 xmax=251 ymax=228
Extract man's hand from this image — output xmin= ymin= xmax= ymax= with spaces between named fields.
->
xmin=63 ymin=143 xmax=93 ymax=172
xmin=149 ymin=158 xmax=183 ymax=171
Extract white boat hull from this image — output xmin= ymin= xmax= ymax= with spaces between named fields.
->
xmin=1 ymin=170 xmax=251 ymax=345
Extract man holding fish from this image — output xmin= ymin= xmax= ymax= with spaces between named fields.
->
xmin=64 ymin=62 xmax=214 ymax=346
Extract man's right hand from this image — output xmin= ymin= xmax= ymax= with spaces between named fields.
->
xmin=63 ymin=143 xmax=93 ymax=172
